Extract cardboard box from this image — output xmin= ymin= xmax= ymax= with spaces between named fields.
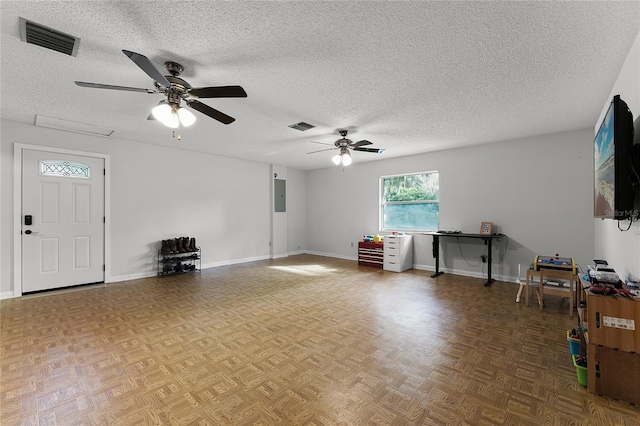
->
xmin=586 ymin=290 xmax=640 ymax=353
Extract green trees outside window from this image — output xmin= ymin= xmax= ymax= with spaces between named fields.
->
xmin=381 ymin=172 xmax=439 ymax=231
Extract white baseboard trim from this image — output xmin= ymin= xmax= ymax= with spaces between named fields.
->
xmin=304 ymin=250 xmax=357 ymax=261
xmin=109 ymin=271 xmax=157 ymax=282
xmin=0 ymin=291 xmax=17 ymax=300
xmin=413 ymin=263 xmax=519 ymax=284
xmin=201 ymin=255 xmax=271 ymax=270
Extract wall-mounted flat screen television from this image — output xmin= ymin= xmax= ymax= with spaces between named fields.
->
xmin=594 ymin=95 xmax=635 ymax=220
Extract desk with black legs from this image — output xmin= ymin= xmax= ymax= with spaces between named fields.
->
xmin=425 ymin=232 xmax=505 ymax=286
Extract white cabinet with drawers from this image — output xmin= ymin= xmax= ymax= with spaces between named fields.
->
xmin=383 ymin=234 xmax=413 ymax=272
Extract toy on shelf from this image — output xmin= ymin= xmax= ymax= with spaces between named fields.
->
xmin=362 ymin=234 xmax=384 ymax=243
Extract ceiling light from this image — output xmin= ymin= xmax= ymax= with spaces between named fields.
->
xmin=331 ymin=149 xmax=352 ymax=166
xmin=151 ymin=101 xmax=172 ymax=122
xmin=152 ymin=101 xmax=196 ymax=128
xmin=342 ymin=150 xmax=352 ymax=166
xmin=177 ymin=108 xmax=196 ymax=127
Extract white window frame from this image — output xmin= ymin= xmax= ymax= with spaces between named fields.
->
xmin=380 ymin=171 xmax=439 ymax=232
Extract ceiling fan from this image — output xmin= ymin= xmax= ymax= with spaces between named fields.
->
xmin=308 ymin=130 xmax=385 ymax=166
xmin=74 ymin=50 xmax=247 ymax=127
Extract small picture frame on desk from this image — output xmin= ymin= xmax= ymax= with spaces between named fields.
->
xmin=480 ymin=222 xmax=493 ymax=235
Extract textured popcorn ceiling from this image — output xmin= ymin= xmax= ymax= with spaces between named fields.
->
xmin=1 ymin=1 xmax=639 ymax=170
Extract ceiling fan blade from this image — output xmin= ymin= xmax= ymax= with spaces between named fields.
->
xmin=353 ymin=147 xmax=386 ymax=154
xmin=309 ymin=141 xmax=335 ymax=146
xmin=186 ymin=100 xmax=235 ymax=124
xmin=190 ymin=85 xmax=247 ymax=98
xmin=74 ymin=81 xmax=157 ymax=93
xmin=351 ymin=140 xmax=373 ymax=147
xmin=122 ymin=50 xmax=172 ymax=88
xmin=307 ymin=148 xmax=336 ymax=154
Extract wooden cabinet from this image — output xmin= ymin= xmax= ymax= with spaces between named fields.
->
xmin=358 ymin=242 xmax=384 ymax=268
xmin=585 ymin=290 xmax=640 ymax=405
xmin=383 ymin=235 xmax=413 ymax=272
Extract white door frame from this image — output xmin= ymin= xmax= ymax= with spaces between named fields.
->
xmin=13 ymin=143 xmax=111 ymax=297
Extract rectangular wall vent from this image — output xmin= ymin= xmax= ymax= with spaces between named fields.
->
xmin=288 ymin=122 xmax=315 ymax=131
xmin=19 ymin=17 xmax=80 ymax=57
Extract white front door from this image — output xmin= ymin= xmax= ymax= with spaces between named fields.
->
xmin=22 ymin=149 xmax=105 ymax=293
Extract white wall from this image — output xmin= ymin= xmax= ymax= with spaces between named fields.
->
xmin=306 ymin=128 xmax=595 ymax=282
xmin=594 ymin=31 xmax=640 ymax=282
xmin=1 ymin=120 xmax=307 ymax=296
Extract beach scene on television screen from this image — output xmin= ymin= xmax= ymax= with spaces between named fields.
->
xmin=594 ymin=107 xmax=614 ymax=217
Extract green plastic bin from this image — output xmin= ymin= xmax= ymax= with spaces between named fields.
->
xmin=572 ymin=354 xmax=588 ymax=386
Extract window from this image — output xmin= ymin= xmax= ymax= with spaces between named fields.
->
xmin=40 ymin=160 xmax=91 ymax=179
xmin=381 ymin=171 xmax=439 ymax=231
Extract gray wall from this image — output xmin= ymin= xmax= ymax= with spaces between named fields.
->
xmin=306 ymin=129 xmax=596 ymax=283
xmin=1 ymin=120 xmax=308 ymax=297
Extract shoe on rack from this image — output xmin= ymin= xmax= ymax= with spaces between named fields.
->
xmin=181 ymin=237 xmax=191 ymax=253
xmin=176 ymin=238 xmax=186 ymax=253
xmin=189 ymin=237 xmax=197 ymax=252
xmin=174 ymin=261 xmax=183 ymax=272
xmin=160 ymin=240 xmax=171 ymax=255
xmin=168 ymin=238 xmax=178 ymax=254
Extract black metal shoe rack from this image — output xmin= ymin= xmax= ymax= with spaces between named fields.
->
xmin=157 ymin=245 xmax=201 ymax=277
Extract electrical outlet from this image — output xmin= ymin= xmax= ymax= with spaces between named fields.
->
xmin=481 ymin=255 xmax=487 ymax=263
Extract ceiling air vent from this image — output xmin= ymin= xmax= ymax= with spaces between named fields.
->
xmin=19 ymin=17 xmax=80 ymax=57
xmin=288 ymin=122 xmax=316 ymax=131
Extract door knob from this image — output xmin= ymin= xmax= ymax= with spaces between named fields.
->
xmin=25 ymin=230 xmax=32 ymax=234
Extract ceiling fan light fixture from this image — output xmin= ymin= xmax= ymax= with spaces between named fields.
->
xmin=342 ymin=151 xmax=352 ymax=166
xmin=152 ymin=102 xmax=196 ymax=128
xmin=151 ymin=102 xmax=172 ymax=122
xmin=165 ymin=112 xmax=180 ymax=129
xmin=177 ymin=107 xmax=196 ymax=127
xmin=331 ymin=149 xmax=352 ymax=166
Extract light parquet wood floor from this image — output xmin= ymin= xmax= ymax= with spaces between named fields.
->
xmin=1 ymin=254 xmax=639 ymax=425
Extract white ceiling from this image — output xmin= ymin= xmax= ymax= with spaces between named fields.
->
xmin=1 ymin=1 xmax=639 ymax=170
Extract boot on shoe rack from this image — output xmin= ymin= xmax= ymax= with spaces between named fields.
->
xmin=168 ymin=238 xmax=178 ymax=254
xmin=189 ymin=237 xmax=197 ymax=252
xmin=160 ymin=240 xmax=171 ymax=255
xmin=176 ymin=238 xmax=186 ymax=253
xmin=181 ymin=237 xmax=191 ymax=253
